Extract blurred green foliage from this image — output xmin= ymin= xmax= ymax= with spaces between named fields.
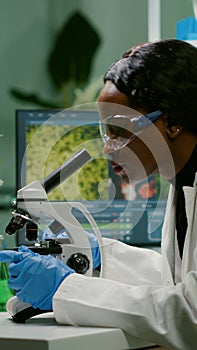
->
xmin=26 ymin=123 xmax=108 ymax=201
xmin=10 ymin=12 xmax=101 ymax=108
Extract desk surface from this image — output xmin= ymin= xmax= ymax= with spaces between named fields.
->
xmin=0 ymin=312 xmax=154 ymax=350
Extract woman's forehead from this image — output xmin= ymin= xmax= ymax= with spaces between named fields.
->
xmin=98 ymin=82 xmax=146 ymax=119
xmin=98 ymin=81 xmax=130 ymax=105
xmin=98 ymin=82 xmax=132 ymax=118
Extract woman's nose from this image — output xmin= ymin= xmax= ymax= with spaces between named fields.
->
xmin=103 ymin=142 xmax=116 ymax=156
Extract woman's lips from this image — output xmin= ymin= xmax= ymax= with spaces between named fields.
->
xmin=110 ymin=161 xmax=126 ymax=175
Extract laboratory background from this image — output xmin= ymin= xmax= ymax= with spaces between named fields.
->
xmin=0 ymin=0 xmax=195 ymax=250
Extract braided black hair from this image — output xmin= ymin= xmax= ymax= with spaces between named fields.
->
xmin=104 ymin=39 xmax=197 ymax=134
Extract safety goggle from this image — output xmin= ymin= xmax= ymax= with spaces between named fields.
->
xmin=99 ymin=110 xmax=163 ymax=151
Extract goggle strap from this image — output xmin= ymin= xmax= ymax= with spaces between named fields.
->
xmin=146 ymin=110 xmax=163 ymax=122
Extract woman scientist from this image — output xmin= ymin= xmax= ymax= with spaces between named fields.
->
xmin=0 ymin=39 xmax=197 ymax=349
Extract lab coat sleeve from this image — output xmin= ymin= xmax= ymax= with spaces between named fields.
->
xmin=97 ymin=238 xmax=163 ymax=285
xmin=53 ymin=270 xmax=197 ymax=349
xmin=53 ymin=239 xmax=197 ymax=349
xmin=53 ymin=182 xmax=197 ymax=349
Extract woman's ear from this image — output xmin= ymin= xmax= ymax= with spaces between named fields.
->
xmin=166 ymin=125 xmax=183 ymax=139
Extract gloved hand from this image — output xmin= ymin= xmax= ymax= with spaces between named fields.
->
xmin=42 ymin=224 xmax=101 ymax=269
xmin=85 ymin=231 xmax=101 ymax=269
xmin=0 ymin=246 xmax=75 ymax=310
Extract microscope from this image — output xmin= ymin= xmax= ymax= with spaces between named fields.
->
xmin=5 ymin=148 xmax=105 ymax=322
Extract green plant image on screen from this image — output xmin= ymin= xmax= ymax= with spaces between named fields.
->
xmin=25 ymin=123 xmax=108 ymax=202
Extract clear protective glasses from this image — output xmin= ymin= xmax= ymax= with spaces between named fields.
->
xmin=99 ymin=110 xmax=163 ymax=151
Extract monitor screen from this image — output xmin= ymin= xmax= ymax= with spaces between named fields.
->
xmin=16 ymin=109 xmax=168 ymax=246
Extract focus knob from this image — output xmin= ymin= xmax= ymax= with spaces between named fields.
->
xmin=67 ymin=253 xmax=90 ymax=274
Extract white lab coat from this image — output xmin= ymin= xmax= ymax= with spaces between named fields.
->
xmin=53 ymin=177 xmax=197 ymax=350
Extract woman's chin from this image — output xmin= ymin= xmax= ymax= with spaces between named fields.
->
xmin=118 ymin=171 xmax=130 ymax=183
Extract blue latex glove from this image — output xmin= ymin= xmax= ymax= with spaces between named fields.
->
xmin=0 ymin=246 xmax=75 ymax=310
xmin=85 ymin=231 xmax=101 ymax=269
xmin=42 ymin=225 xmax=101 ymax=269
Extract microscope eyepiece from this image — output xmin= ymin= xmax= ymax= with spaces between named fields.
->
xmin=40 ymin=148 xmax=91 ymax=194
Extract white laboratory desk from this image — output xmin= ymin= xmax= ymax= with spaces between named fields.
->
xmin=0 ymin=312 xmax=156 ymax=350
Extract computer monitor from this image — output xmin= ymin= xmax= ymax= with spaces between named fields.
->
xmin=16 ymin=108 xmax=168 ymax=246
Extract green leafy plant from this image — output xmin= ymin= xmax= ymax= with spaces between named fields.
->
xmin=10 ymin=12 xmax=102 ymax=108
